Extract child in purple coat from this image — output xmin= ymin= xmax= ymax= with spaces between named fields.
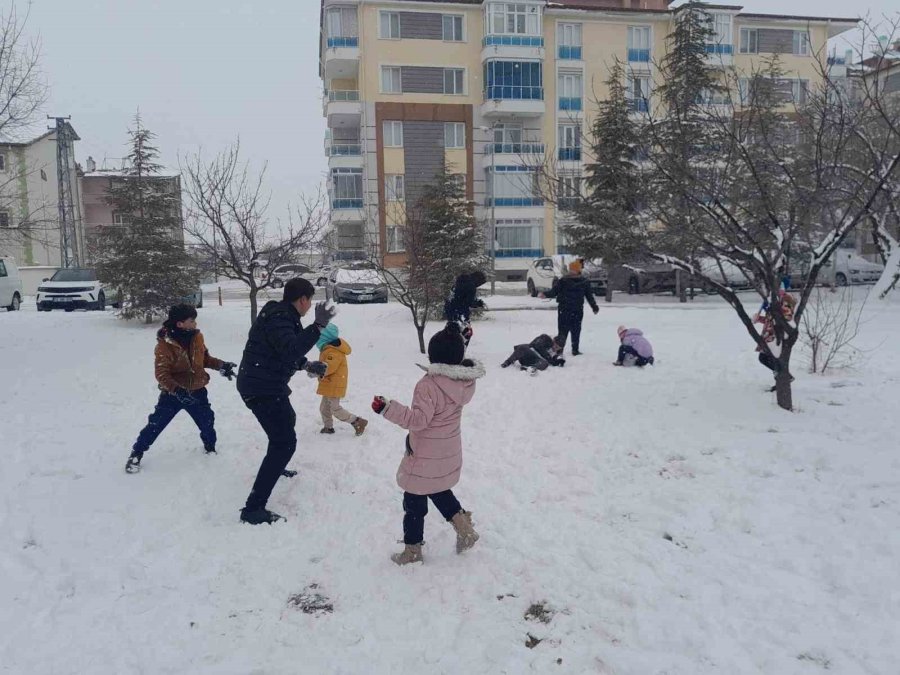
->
xmin=614 ymin=325 xmax=654 ymax=367
xmin=371 ymin=322 xmax=486 ymax=566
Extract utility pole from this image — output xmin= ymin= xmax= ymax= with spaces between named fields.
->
xmin=49 ymin=116 xmax=80 ymax=268
xmin=480 ymin=123 xmax=499 ymax=295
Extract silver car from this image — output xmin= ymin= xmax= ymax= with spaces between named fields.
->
xmin=325 ymin=264 xmax=389 ymax=304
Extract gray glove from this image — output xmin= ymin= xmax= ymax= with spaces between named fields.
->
xmin=314 ymin=301 xmax=336 ymax=329
xmin=303 ymin=360 xmax=327 ymax=378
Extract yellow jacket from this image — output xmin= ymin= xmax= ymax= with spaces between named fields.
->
xmin=316 ymin=339 xmax=352 ymax=399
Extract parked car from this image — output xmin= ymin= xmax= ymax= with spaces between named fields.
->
xmin=36 ymin=268 xmax=118 ymax=311
xmin=695 ymin=257 xmax=753 ymax=293
xmin=271 ymin=263 xmax=330 ymax=288
xmin=789 ymin=249 xmax=885 ymax=288
xmin=325 ymin=263 xmax=389 ymax=303
xmin=526 ymin=255 xmax=606 ymax=297
xmin=0 ymin=256 xmax=24 ymax=312
xmin=608 ymin=259 xmax=680 ymax=295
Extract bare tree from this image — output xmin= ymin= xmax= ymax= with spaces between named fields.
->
xmin=801 ymin=286 xmax=867 ymax=374
xmin=182 ymin=141 xmax=328 ymax=323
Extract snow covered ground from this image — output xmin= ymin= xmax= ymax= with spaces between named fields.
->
xmin=1 ymin=291 xmax=898 ymax=674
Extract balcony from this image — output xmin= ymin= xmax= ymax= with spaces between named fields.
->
xmin=627 ymin=48 xmax=651 ymax=64
xmin=481 ymin=34 xmax=545 ymax=63
xmin=330 ymin=199 xmax=366 ymax=224
xmin=324 ymin=90 xmax=361 ymax=128
xmin=495 ymin=247 xmax=543 ymax=258
xmin=323 ymin=35 xmax=359 ymax=79
xmin=558 ymin=46 xmax=582 ymax=60
xmin=328 ymin=143 xmax=363 ymax=169
xmin=558 ymin=97 xmax=583 ymax=113
xmin=558 ymin=147 xmax=581 ymax=162
xmin=482 ymin=86 xmax=545 ymax=117
xmin=486 ymin=197 xmax=543 ymax=207
xmin=485 ymin=143 xmax=545 ymax=155
xmin=705 ymin=43 xmax=734 ymax=67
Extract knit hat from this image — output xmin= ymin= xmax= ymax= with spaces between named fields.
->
xmin=428 ymin=322 xmax=466 ymax=366
xmin=617 ymin=325 xmax=627 ymax=338
xmin=569 ymin=260 xmax=583 ymax=275
xmin=316 ymin=323 xmax=339 ymax=350
xmin=165 ymin=303 xmax=197 ymax=327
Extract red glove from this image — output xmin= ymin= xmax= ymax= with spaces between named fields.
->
xmin=372 ymin=396 xmax=387 ymax=415
xmin=463 ymin=325 xmax=473 ymax=340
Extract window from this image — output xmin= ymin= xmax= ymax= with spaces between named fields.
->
xmin=443 ymin=15 xmax=463 ymax=41
xmin=449 ymin=174 xmax=466 ymax=192
xmin=558 ymin=124 xmax=581 ymax=161
xmin=627 ymin=75 xmax=650 ymax=112
xmin=487 ymin=166 xmax=542 ymax=207
xmin=708 ymin=13 xmax=732 ymax=46
xmin=0 ymin=260 xmax=6 ymax=276
xmin=740 ymin=27 xmax=758 ymax=54
xmin=493 ymin=124 xmax=522 ymax=145
xmin=738 ymin=77 xmax=751 ymax=104
xmin=385 ymin=174 xmax=405 ymax=201
xmin=331 ymin=168 xmax=363 ymax=207
xmin=486 ymin=3 xmax=541 ymax=36
xmin=558 ymin=23 xmax=582 ymax=59
xmin=793 ymin=31 xmax=810 ymax=56
xmin=383 ymin=121 xmax=404 ymax=147
xmin=0 ymin=154 xmax=5 ymax=171
xmin=0 ymin=211 xmax=9 ymax=228
xmin=627 ymin=26 xmax=651 ymax=62
xmin=444 ymin=122 xmax=466 ymax=149
xmin=381 ymin=66 xmax=402 ymax=93
xmin=326 ymin=7 xmax=357 ymax=44
xmin=558 ymin=174 xmax=581 ymax=208
xmin=558 ymin=71 xmax=582 ymax=110
xmin=387 ymin=225 xmax=405 ymax=253
xmin=484 ymin=60 xmax=543 ymax=100
xmin=112 ymin=212 xmax=128 ymax=226
xmin=791 ymin=79 xmax=809 ymax=104
xmin=699 ymin=88 xmax=730 ymax=105
xmin=443 ymin=68 xmax=465 ymax=95
xmin=380 ymin=11 xmax=400 ymax=39
xmin=495 ymin=218 xmax=542 ymax=256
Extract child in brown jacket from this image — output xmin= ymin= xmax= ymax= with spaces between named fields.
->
xmin=125 ymin=304 xmax=235 ymax=473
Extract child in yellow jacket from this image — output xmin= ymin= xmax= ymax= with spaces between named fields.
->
xmin=316 ymin=323 xmax=367 ymax=436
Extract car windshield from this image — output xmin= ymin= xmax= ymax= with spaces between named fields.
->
xmin=336 ymin=268 xmax=383 ymax=285
xmin=50 ymin=269 xmax=97 ymax=282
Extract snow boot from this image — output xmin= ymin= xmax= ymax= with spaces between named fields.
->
xmin=239 ymin=507 xmax=285 ymax=525
xmin=572 ymin=349 xmax=582 ymax=356
xmin=125 ymin=450 xmax=143 ymax=474
xmin=451 ymin=510 xmax=479 ymax=554
xmin=204 ymin=445 xmax=217 ymax=454
xmin=612 ymin=361 xmax=623 ymax=366
xmin=352 ymin=417 xmax=368 ymax=436
xmin=391 ymin=543 xmax=424 ymax=566
xmin=320 ymin=427 xmax=335 ymax=435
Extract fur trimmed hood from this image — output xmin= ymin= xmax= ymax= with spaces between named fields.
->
xmin=417 ymin=359 xmax=486 ymax=381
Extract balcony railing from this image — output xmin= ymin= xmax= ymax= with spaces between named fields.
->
xmin=628 ymin=48 xmax=651 ymax=63
xmin=484 ymin=86 xmax=544 ymax=101
xmin=558 ymin=147 xmax=581 ymax=161
xmin=485 ymin=197 xmax=544 ymax=207
xmin=705 ymin=43 xmax=734 ymax=55
xmin=326 ymin=36 xmax=358 ymax=48
xmin=332 ymin=198 xmax=363 ymax=209
xmin=485 ymin=143 xmax=545 ymax=155
xmin=495 ymin=248 xmax=543 ymax=258
xmin=558 ymin=46 xmax=582 ymax=60
xmin=329 ymin=144 xmax=362 ymax=156
xmin=328 ymin=89 xmax=360 ymax=102
xmin=559 ymin=97 xmax=583 ymax=111
xmin=483 ymin=35 xmax=544 ymax=48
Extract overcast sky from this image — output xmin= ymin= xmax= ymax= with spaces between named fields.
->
xmin=28 ymin=0 xmax=899 ymax=217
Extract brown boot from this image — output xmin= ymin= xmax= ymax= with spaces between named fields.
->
xmin=451 ymin=511 xmax=479 ymax=554
xmin=352 ymin=417 xmax=368 ymax=436
xmin=391 ymin=543 xmax=423 ymax=566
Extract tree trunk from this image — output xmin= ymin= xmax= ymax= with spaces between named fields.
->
xmin=416 ymin=324 xmax=426 ymax=354
xmin=605 ymin=285 xmax=613 ymax=303
xmin=249 ymin=285 xmax=259 ymax=324
xmin=677 ymin=270 xmax=687 ymax=303
xmin=775 ymin=343 xmax=795 ymax=411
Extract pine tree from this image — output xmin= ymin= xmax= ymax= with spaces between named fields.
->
xmin=564 ymin=61 xmax=643 ymax=302
xmin=95 ymin=115 xmax=197 ymax=321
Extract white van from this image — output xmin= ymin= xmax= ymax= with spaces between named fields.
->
xmin=0 ymin=256 xmax=24 ymax=311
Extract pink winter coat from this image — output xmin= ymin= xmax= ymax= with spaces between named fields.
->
xmin=382 ymin=360 xmax=485 ymax=495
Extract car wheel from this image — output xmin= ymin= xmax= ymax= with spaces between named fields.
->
xmin=628 ymin=276 xmax=640 ymax=294
xmin=7 ymin=293 xmax=20 ymax=311
xmin=95 ymin=292 xmax=106 ymax=311
xmin=835 ymin=272 xmax=848 ymax=287
xmin=527 ymin=279 xmax=536 ymax=297
xmin=317 ymin=277 xmax=326 ymax=287
xmin=273 ymin=279 xmax=283 ymax=289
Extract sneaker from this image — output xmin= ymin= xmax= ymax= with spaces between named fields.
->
xmin=352 ymin=417 xmax=368 ymax=436
xmin=204 ymin=445 xmax=217 ymax=454
xmin=239 ymin=507 xmax=285 ymax=525
xmin=320 ymin=427 xmax=335 ymax=434
xmin=125 ymin=450 xmax=143 ymax=474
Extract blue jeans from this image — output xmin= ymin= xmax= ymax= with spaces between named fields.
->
xmin=133 ymin=388 xmax=217 ymax=453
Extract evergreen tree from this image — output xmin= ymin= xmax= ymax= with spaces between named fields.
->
xmin=95 ymin=115 xmax=197 ymax=321
xmin=564 ymin=61 xmax=643 ymax=302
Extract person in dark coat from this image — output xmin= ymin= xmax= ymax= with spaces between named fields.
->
xmin=541 ymin=260 xmax=599 ymax=355
xmin=500 ymin=334 xmax=566 ymax=372
xmin=236 ymin=278 xmax=335 ymax=525
xmin=444 ymin=271 xmax=487 ymax=344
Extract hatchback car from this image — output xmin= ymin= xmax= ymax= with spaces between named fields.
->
xmin=36 ymin=268 xmax=117 ymax=311
xmin=0 ymin=256 xmax=23 ymax=312
xmin=325 ymin=264 xmax=389 ymax=303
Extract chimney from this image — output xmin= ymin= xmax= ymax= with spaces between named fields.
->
xmin=85 ymin=156 xmax=96 ymax=173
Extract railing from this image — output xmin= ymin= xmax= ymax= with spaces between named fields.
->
xmin=558 ymin=147 xmax=581 ymax=161
xmin=484 ymin=86 xmax=544 ymax=101
xmin=628 ymin=48 xmax=651 ymax=63
xmin=485 ymin=143 xmax=545 ymax=155
xmin=483 ymin=35 xmax=544 ymax=48
xmin=628 ymin=99 xmax=649 ymax=113
xmin=332 ymin=198 xmax=363 ymax=209
xmin=705 ymin=43 xmax=734 ymax=55
xmin=329 ymin=144 xmax=362 ymax=156
xmin=327 ymin=89 xmax=360 ymax=102
xmin=495 ymin=248 xmax=543 ymax=258
xmin=485 ymin=197 xmax=544 ymax=207
xmin=326 ymin=36 xmax=359 ymax=48
xmin=559 ymin=97 xmax=583 ymax=111
xmin=558 ymin=46 xmax=582 ymax=60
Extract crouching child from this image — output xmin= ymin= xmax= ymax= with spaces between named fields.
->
xmin=371 ymin=322 xmax=486 ymax=565
xmin=613 ymin=325 xmax=654 ymax=367
xmin=501 ymin=334 xmax=565 ymax=372
xmin=125 ymin=304 xmax=236 ymax=473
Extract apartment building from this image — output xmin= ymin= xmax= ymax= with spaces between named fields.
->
xmin=318 ymin=0 xmax=857 ymax=278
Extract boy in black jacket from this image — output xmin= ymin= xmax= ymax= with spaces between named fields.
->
xmin=541 ymin=260 xmax=599 ymax=355
xmin=501 ymin=334 xmax=566 ymax=372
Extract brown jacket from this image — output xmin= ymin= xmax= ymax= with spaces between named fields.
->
xmin=154 ymin=328 xmax=223 ymax=393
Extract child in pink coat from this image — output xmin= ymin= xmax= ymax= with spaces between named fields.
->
xmin=371 ymin=322 xmax=486 ymax=565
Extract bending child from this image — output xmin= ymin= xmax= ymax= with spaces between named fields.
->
xmin=613 ymin=325 xmax=654 ymax=367
xmin=501 ymin=334 xmax=565 ymax=372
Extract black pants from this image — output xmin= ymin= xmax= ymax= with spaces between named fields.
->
xmin=244 ymin=396 xmax=297 ymax=511
xmin=133 ymin=388 xmax=216 ymax=453
xmin=758 ymin=352 xmax=782 ymax=374
xmin=618 ymin=345 xmax=653 ymax=367
xmin=557 ymin=311 xmax=583 ymax=352
xmin=502 ymin=345 xmax=549 ymax=371
xmin=402 ymin=490 xmax=462 ymax=545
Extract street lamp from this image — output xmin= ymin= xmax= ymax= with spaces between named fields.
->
xmin=479 ymin=123 xmax=499 ymax=295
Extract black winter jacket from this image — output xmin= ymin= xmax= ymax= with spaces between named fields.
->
xmin=444 ymin=271 xmax=487 ymax=322
xmin=529 ymin=334 xmax=565 ymax=366
xmin=236 ymin=300 xmax=321 ymax=398
xmin=546 ymin=275 xmax=598 ymax=315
